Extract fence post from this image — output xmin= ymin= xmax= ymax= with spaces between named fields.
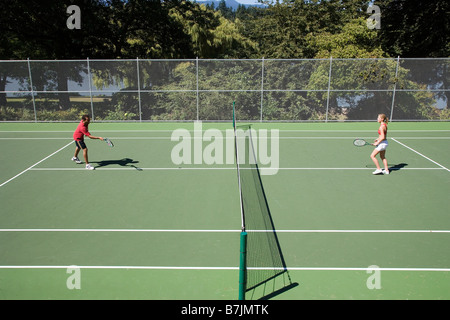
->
xmin=390 ymin=56 xmax=400 ymax=122
xmin=196 ymin=57 xmax=199 ymax=121
xmin=86 ymin=58 xmax=95 ymax=121
xmin=260 ymin=57 xmax=265 ymax=122
xmin=136 ymin=57 xmax=142 ymax=122
xmin=27 ymin=58 xmax=37 ymax=122
xmin=325 ymin=56 xmax=333 ymax=122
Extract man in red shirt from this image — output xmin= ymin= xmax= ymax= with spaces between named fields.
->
xmin=72 ymin=115 xmax=104 ymax=170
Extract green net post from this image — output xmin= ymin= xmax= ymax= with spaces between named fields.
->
xmin=238 ymin=231 xmax=247 ymax=300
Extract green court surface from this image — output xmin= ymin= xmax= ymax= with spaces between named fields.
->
xmin=0 ymin=121 xmax=449 ymax=300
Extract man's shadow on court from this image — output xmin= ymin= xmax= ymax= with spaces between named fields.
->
xmin=92 ymin=158 xmax=142 ymax=171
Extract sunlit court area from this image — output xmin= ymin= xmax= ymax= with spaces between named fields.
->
xmin=1 ymin=1 xmax=449 ymax=303
xmin=0 ymin=121 xmax=449 ymax=300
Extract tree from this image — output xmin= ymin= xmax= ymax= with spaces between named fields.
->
xmin=0 ymin=0 xmax=111 ymax=109
xmin=169 ymin=2 xmax=257 ymax=58
xmin=246 ymin=0 xmax=372 ymax=58
xmin=217 ymin=0 xmax=234 ymax=20
xmin=100 ymin=0 xmax=193 ymax=59
xmin=306 ymin=17 xmax=385 ymax=59
xmin=377 ymin=0 xmax=450 ymax=58
xmin=248 ymin=0 xmax=311 ymax=58
xmin=376 ymin=0 xmax=449 ymax=109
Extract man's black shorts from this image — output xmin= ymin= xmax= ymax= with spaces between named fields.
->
xmin=75 ymin=140 xmax=87 ymax=149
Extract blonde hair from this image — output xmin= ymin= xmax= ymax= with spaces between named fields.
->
xmin=379 ymin=114 xmax=388 ymax=124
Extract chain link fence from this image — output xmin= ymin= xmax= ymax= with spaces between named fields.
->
xmin=0 ymin=58 xmax=448 ymax=122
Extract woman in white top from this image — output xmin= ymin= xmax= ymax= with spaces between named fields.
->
xmin=370 ymin=114 xmax=389 ymax=175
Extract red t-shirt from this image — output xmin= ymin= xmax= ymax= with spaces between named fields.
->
xmin=73 ymin=120 xmax=91 ymax=141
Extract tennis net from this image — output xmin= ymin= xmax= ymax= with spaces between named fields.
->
xmin=233 ymin=106 xmax=291 ymax=299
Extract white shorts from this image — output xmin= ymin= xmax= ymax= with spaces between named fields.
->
xmin=375 ymin=140 xmax=388 ymax=151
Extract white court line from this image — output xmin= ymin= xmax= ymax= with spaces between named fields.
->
xmin=251 ymin=229 xmax=450 ymax=233
xmin=29 ymin=167 xmax=445 ymax=171
xmin=1 ymin=228 xmax=449 ymax=233
xmin=0 ymin=265 xmax=448 ymax=272
xmin=1 ymin=129 xmax=450 ymax=133
xmin=263 ymin=267 xmax=450 ymax=272
xmin=0 ymin=228 xmax=239 ymax=233
xmin=0 ymin=230 xmax=448 ymax=271
xmin=392 ymin=138 xmax=450 ymax=172
xmin=1 ymin=136 xmax=450 ymax=140
xmin=0 ymin=141 xmax=73 ymax=188
xmin=0 ymin=265 xmax=236 ymax=270
xmin=391 ymin=137 xmax=450 ymax=139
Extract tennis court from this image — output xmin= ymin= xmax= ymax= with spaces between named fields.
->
xmin=0 ymin=121 xmax=449 ymax=300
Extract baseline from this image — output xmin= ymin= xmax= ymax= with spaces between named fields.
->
xmin=1 ymin=228 xmax=449 ymax=233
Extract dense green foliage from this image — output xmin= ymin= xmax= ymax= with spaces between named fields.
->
xmin=1 ymin=0 xmax=448 ymax=60
xmin=0 ymin=0 xmax=448 ymax=121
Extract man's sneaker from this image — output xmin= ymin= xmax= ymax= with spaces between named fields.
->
xmin=86 ymin=164 xmax=95 ymax=170
xmin=372 ymin=169 xmax=383 ymax=175
xmin=71 ymin=157 xmax=82 ymax=164
xmin=382 ymin=169 xmax=390 ymax=175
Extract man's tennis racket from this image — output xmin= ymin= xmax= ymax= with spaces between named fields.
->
xmin=353 ymin=138 xmax=372 ymax=147
xmin=104 ymin=137 xmax=114 ymax=147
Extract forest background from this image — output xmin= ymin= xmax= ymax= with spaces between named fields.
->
xmin=0 ymin=0 xmax=448 ymax=121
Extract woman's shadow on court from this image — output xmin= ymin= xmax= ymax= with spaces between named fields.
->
xmin=388 ymin=163 xmax=408 ymax=173
xmin=92 ymin=158 xmax=142 ymax=171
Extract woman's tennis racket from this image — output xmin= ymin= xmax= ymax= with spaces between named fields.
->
xmin=104 ymin=137 xmax=114 ymax=147
xmin=353 ymin=138 xmax=372 ymax=147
